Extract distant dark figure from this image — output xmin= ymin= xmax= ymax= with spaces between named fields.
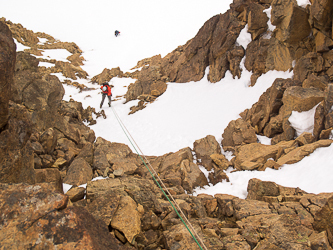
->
xmin=115 ymin=30 xmax=120 ymax=37
xmin=100 ymin=82 xmax=112 ymax=108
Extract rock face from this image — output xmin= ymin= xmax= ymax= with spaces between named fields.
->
xmin=0 ymin=182 xmax=134 ymax=250
xmin=0 ymin=21 xmax=16 ymax=130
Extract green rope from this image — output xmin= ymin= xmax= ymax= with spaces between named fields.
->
xmin=111 ymin=107 xmax=204 ymax=250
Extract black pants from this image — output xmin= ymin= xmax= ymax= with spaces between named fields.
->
xmin=100 ymin=94 xmax=111 ymax=107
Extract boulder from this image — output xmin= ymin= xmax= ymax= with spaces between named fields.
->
xmin=208 ymin=169 xmax=230 ymax=185
xmin=271 ymin=0 xmax=311 ymax=43
xmin=221 ymin=235 xmax=251 ymax=249
xmin=302 ymin=73 xmax=328 ymax=91
xmin=210 ymin=153 xmax=231 ymax=171
xmin=63 ymin=157 xmax=93 ymax=186
xmin=227 ymin=45 xmax=245 ymax=79
xmin=111 ymin=195 xmax=143 ymax=244
xmin=181 ymin=159 xmax=209 ymax=192
xmin=314 ymin=29 xmax=333 ymax=52
xmin=309 ymin=0 xmax=333 ymax=38
xmin=76 ymin=142 xmax=94 ymax=165
xmin=112 ymin=158 xmax=138 ymax=175
xmin=245 ymin=38 xmax=270 ymax=76
xmin=233 ymin=143 xmax=280 ymax=170
xmin=309 ymin=231 xmax=333 ymax=250
xmin=294 ymin=52 xmax=324 ymax=82
xmin=295 ymin=132 xmax=315 ymax=146
xmin=282 ymin=85 xmax=326 ymax=114
xmin=276 ymin=139 xmax=332 ymax=165
xmin=86 ymin=193 xmax=121 ymax=226
xmin=86 ymin=178 xmax=124 ymax=201
xmin=313 ymin=195 xmax=333 ymax=247
xmin=66 ymin=186 xmax=86 ymax=202
xmin=193 ymin=135 xmax=221 ymax=171
xmin=93 ymin=138 xmax=134 ymax=173
xmin=222 ymin=118 xmax=257 ymax=151
xmin=266 ymin=38 xmax=294 ymax=72
xmin=246 ymin=178 xmax=307 ymax=202
xmin=0 ymin=21 xmax=16 ymax=130
xmin=247 ymin=3 xmax=269 ymax=40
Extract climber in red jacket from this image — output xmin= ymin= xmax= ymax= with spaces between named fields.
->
xmin=100 ymin=82 xmax=112 ymax=108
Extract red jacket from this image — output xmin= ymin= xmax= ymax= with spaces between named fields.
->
xmin=101 ymin=84 xmax=112 ymax=96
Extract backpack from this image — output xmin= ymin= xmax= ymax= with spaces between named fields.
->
xmin=102 ymin=86 xmax=107 ymax=92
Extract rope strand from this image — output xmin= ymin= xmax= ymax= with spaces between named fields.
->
xmin=111 ymin=106 xmax=208 ymax=250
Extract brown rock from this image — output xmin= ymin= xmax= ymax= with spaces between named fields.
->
xmin=0 ymin=103 xmax=35 ymax=184
xmin=35 ymin=168 xmax=63 ymax=193
xmin=194 ymin=135 xmax=221 ymax=171
xmin=302 ymin=73 xmax=328 ymax=91
xmin=242 ymin=78 xmax=301 ymax=136
xmin=94 ymin=138 xmax=134 ymax=172
xmin=238 ymin=213 xmax=313 ymax=249
xmin=282 ymin=86 xmax=326 ymax=114
xmin=314 ymin=29 xmax=333 ymax=52
xmin=222 ymin=118 xmax=257 ymax=151
xmin=320 ymin=128 xmax=333 ymax=139
xmin=111 ymin=196 xmax=142 ymax=244
xmin=222 ymin=234 xmax=252 ymax=250
xmin=77 ymin=142 xmax=94 ymax=165
xmin=208 ymin=169 xmax=229 ymax=185
xmin=313 ymin=195 xmax=333 ymax=244
xmin=181 ymin=159 xmax=209 ymax=192
xmin=0 ymin=21 xmax=16 ymax=130
xmin=247 ymin=178 xmax=280 ymax=201
xmin=245 ymin=38 xmax=270 ymax=76
xmin=233 ymin=143 xmax=280 ymax=170
xmin=63 ymin=157 xmax=93 ymax=186
xmin=295 ymin=132 xmax=315 ymax=145
xmin=215 ymin=193 xmax=237 ymax=218
xmin=266 ymin=38 xmax=294 ymax=72
xmin=86 ymin=178 xmax=123 ymax=201
xmin=294 ymin=52 xmax=324 ymax=82
xmin=210 ymin=153 xmax=231 ymax=170
xmin=309 ymin=231 xmax=333 ymax=250
xmin=271 ymin=0 xmax=311 ymax=43
xmin=112 ymin=158 xmax=138 ymax=175
xmin=247 ymin=3 xmax=269 ymax=40
xmin=66 ymin=186 xmax=86 ymax=202
xmin=276 ymin=139 xmax=332 ymax=165
xmin=30 ymin=141 xmax=44 ymax=154
xmin=164 ymin=224 xmax=213 ymax=250
xmin=309 ymin=0 xmax=333 ymax=38
xmin=39 ymin=128 xmax=58 ymax=154
xmin=90 ymin=67 xmax=123 ymax=84
xmin=86 ymin=193 xmax=121 ymax=226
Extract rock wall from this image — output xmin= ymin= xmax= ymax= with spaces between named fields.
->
xmin=0 ymin=21 xmax=15 ymax=130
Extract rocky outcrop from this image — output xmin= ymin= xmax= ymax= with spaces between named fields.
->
xmin=0 ymin=182 xmax=134 ymax=249
xmin=0 ymin=21 xmax=16 ymax=130
xmin=3 ymin=18 xmax=89 ymax=89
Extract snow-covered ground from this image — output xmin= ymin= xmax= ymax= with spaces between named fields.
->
xmin=2 ymin=0 xmax=333 ymax=199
